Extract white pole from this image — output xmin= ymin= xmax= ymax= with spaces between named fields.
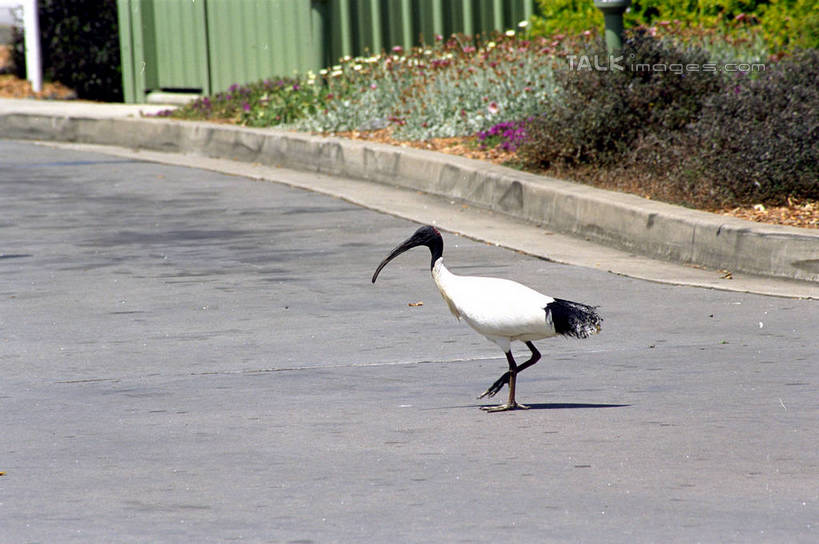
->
xmin=19 ymin=0 xmax=42 ymax=92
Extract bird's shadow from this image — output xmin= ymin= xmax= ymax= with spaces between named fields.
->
xmin=521 ymin=402 xmax=629 ymax=410
xmin=431 ymin=402 xmax=630 ymax=411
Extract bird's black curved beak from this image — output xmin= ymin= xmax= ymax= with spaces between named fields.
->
xmin=371 ymin=236 xmax=420 ymax=283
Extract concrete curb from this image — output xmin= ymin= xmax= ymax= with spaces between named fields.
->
xmin=1 ymin=106 xmax=817 ymax=283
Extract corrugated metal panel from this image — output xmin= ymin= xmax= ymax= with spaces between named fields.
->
xmin=117 ymin=0 xmax=138 ymax=103
xmin=118 ymin=0 xmax=536 ymax=102
xmin=206 ymin=0 xmax=315 ymax=93
xmin=151 ymin=0 xmax=209 ymax=90
xmin=117 ymin=0 xmax=208 ymax=99
xmin=323 ymin=0 xmax=534 ymax=65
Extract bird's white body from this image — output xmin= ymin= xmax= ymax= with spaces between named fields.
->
xmin=432 ymin=260 xmax=556 ymax=352
xmin=372 ymin=225 xmax=601 ymax=411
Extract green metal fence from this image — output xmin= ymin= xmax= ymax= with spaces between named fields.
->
xmin=118 ymin=0 xmax=536 ymax=103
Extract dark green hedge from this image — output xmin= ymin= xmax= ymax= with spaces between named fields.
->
xmin=519 ymin=32 xmax=722 ymax=168
xmin=685 ymin=49 xmax=819 ymax=204
xmin=12 ymin=0 xmax=122 ymax=101
xmin=519 ymin=32 xmax=818 ymax=207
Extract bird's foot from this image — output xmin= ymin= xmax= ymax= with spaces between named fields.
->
xmin=477 ymin=372 xmax=510 ymax=400
xmin=480 ymin=402 xmax=529 ymax=412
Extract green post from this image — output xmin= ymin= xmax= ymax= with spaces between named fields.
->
xmin=593 ymin=0 xmax=631 ymax=54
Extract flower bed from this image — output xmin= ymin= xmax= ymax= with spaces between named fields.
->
xmin=163 ymin=20 xmax=816 ymax=218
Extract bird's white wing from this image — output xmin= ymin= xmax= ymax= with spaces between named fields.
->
xmin=442 ymin=274 xmax=555 ymax=340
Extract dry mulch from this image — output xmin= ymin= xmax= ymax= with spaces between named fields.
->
xmin=0 ymin=74 xmax=76 ymax=100
xmin=0 ymin=46 xmax=76 ymax=99
xmin=715 ymin=199 xmax=818 ymax=229
xmin=0 ymin=52 xmax=814 ymax=230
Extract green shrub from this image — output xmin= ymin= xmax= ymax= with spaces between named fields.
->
xmin=529 ymin=0 xmax=751 ymax=38
xmin=758 ymin=0 xmax=819 ymax=51
xmin=683 ymin=49 xmax=819 ymax=204
xmin=529 ymin=0 xmax=817 ymax=52
xmin=12 ymin=0 xmax=121 ymax=101
xmin=167 ymin=76 xmax=335 ymax=127
xmin=626 ymin=0 xmax=755 ymax=27
xmin=529 ymin=0 xmax=602 ymax=37
xmin=518 ymin=31 xmax=721 ymax=168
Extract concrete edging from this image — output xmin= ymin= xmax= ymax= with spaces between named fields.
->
xmin=1 ymin=111 xmax=817 ymax=283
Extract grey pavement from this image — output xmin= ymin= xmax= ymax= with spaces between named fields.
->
xmin=2 ymin=141 xmax=818 ymax=543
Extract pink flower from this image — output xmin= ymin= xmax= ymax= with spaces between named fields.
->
xmin=392 ymin=45 xmax=403 ymax=53
xmin=370 ymin=83 xmax=377 ymax=90
xmin=487 ymin=102 xmax=499 ymax=115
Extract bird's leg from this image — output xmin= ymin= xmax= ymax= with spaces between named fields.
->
xmin=478 ymin=342 xmax=541 ymax=400
xmin=481 ymin=351 xmax=530 ymax=412
xmin=478 ymin=372 xmax=510 ymax=400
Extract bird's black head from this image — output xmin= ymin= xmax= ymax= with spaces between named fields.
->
xmin=371 ymin=225 xmax=444 ymax=283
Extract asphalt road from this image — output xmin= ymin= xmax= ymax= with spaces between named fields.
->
xmin=1 ymin=140 xmax=817 ymax=543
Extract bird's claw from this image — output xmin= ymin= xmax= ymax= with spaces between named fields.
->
xmin=477 ymin=387 xmax=497 ymax=400
xmin=481 ymin=402 xmax=530 ymax=412
xmin=477 ymin=372 xmax=510 ymax=399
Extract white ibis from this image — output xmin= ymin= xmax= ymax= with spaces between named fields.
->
xmin=372 ymin=225 xmax=602 ymax=412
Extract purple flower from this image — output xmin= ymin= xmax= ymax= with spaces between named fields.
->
xmin=476 ymin=120 xmax=528 ymax=152
xmin=242 ymin=102 xmax=251 ymax=112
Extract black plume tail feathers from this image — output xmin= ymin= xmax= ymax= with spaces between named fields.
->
xmin=545 ymin=298 xmax=603 ymax=338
